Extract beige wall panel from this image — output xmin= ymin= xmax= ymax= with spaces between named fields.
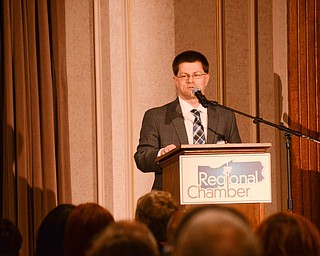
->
xmin=256 ymin=0 xmax=280 ymax=215
xmin=224 ymin=0 xmax=281 ymax=216
xmin=131 ymin=0 xmax=176 ymax=211
xmin=65 ymin=0 xmax=97 ymax=204
xmin=100 ymin=0 xmax=114 ymax=213
xmin=65 ymin=0 xmax=176 ymax=220
xmin=273 ymin=0 xmax=289 ymax=211
xmin=107 ymin=0 xmax=133 ymax=219
xmin=224 ymin=0 xmax=251 ymax=143
xmin=174 ymin=1 xmax=217 ymax=101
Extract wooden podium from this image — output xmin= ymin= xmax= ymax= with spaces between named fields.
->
xmin=156 ymin=143 xmax=271 ymax=228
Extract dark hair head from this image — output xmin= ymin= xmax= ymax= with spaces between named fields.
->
xmin=166 ymin=210 xmax=185 ymax=245
xmin=256 ymin=211 xmax=320 ymax=256
xmin=35 ymin=204 xmax=75 ymax=256
xmin=0 ymin=218 xmax=23 ymax=256
xmin=135 ymin=190 xmax=179 ymax=243
xmin=86 ymin=220 xmax=159 ymax=256
xmin=171 ymin=205 xmax=261 ymax=256
xmin=63 ymin=203 xmax=115 ymax=256
xmin=172 ymin=50 xmax=209 ymax=76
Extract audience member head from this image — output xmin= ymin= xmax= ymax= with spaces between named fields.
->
xmin=0 ymin=218 xmax=23 ymax=256
xmin=172 ymin=50 xmax=209 ymax=76
xmin=166 ymin=210 xmax=185 ymax=246
xmin=171 ymin=205 xmax=261 ymax=256
xmin=135 ymin=190 xmax=179 ymax=251
xmin=256 ymin=211 xmax=320 ymax=256
xmin=86 ymin=220 xmax=159 ymax=256
xmin=35 ymin=204 xmax=75 ymax=256
xmin=63 ymin=203 xmax=115 ymax=256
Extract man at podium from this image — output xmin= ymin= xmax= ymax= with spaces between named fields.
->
xmin=134 ymin=50 xmax=241 ymax=190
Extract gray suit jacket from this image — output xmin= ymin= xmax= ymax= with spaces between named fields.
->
xmin=134 ymin=98 xmax=241 ymax=190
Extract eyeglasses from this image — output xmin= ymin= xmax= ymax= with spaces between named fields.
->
xmin=176 ymin=73 xmax=207 ymax=81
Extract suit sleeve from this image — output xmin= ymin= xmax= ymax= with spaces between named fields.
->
xmin=134 ymin=110 xmax=162 ymax=174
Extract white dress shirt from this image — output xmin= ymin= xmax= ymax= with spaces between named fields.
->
xmin=179 ymin=97 xmax=207 ymax=144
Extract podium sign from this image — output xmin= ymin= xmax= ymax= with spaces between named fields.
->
xmin=179 ymin=153 xmax=271 ymax=205
xmin=156 ymin=143 xmax=272 ymax=228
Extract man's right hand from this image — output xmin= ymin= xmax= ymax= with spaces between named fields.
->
xmin=160 ymin=144 xmax=177 ymax=156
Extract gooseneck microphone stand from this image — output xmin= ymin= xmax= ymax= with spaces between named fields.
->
xmin=195 ymin=89 xmax=320 ymax=212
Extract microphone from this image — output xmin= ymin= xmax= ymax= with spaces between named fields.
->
xmin=192 ymin=87 xmax=209 ymax=108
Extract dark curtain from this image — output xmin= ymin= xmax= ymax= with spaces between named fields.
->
xmin=0 ymin=0 xmax=71 ymax=255
xmin=288 ymin=0 xmax=320 ymax=228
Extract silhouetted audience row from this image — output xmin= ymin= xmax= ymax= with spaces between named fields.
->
xmin=1 ymin=190 xmax=320 ymax=256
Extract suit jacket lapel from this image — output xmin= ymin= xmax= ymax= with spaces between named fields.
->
xmin=168 ymin=98 xmax=189 ymax=144
xmin=167 ymin=99 xmax=220 ymax=145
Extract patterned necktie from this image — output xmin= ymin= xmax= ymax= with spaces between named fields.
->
xmin=190 ymin=109 xmax=206 ymax=144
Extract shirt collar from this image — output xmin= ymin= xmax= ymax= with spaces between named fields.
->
xmin=178 ymin=96 xmax=207 ymax=116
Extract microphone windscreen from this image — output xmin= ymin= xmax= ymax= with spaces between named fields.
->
xmin=192 ymin=87 xmax=200 ymax=95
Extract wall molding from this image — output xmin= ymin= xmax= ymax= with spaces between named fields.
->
xmin=249 ymin=0 xmax=258 ymax=142
xmin=93 ymin=0 xmax=105 ymax=206
xmin=122 ymin=0 xmax=134 ymax=218
xmin=216 ymin=0 xmax=224 ymax=104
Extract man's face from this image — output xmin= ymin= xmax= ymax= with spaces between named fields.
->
xmin=174 ymin=61 xmax=210 ymax=101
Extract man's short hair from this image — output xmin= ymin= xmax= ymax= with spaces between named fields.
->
xmin=86 ymin=220 xmax=159 ymax=256
xmin=172 ymin=50 xmax=209 ymax=76
xmin=171 ymin=205 xmax=261 ymax=256
xmin=135 ymin=190 xmax=179 ymax=243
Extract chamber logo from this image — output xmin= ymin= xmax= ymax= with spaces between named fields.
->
xmin=180 ymin=154 xmax=271 ymax=204
xmin=198 ymin=161 xmax=264 ymax=188
xmin=187 ymin=161 xmax=265 ymax=199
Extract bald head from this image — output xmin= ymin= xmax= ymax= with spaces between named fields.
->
xmin=172 ymin=206 xmax=261 ymax=256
